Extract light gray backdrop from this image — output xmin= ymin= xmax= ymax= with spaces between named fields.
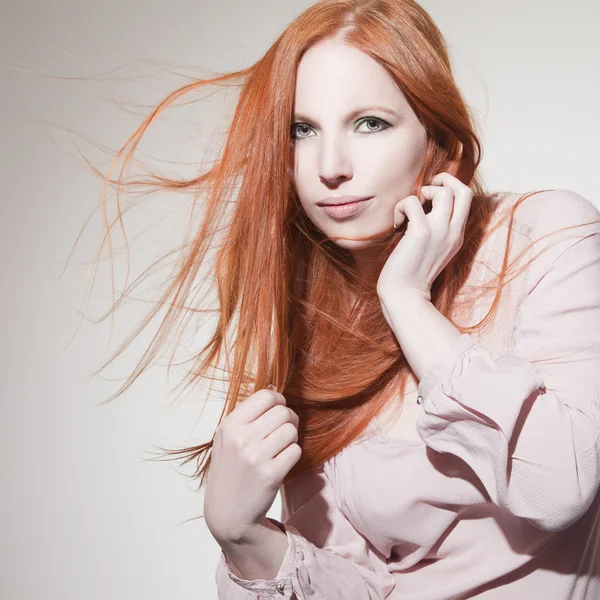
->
xmin=2 ymin=1 xmax=599 ymax=598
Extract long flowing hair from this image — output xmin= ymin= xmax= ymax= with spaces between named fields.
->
xmin=69 ymin=0 xmax=599 ymax=492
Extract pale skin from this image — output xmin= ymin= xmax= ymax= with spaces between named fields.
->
xmin=208 ymin=38 xmax=471 ymax=580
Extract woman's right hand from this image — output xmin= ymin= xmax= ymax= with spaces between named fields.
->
xmin=204 ymin=386 xmax=302 ymax=545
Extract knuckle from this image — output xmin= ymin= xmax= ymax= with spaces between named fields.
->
xmin=253 ymin=388 xmax=274 ymax=404
xmin=233 ymin=431 xmax=249 ymax=450
xmin=273 ymin=403 xmax=288 ymax=418
xmin=244 ymin=446 xmax=260 ymax=467
xmin=258 ymin=388 xmax=277 ymax=402
xmin=283 ymin=421 xmax=298 ymax=438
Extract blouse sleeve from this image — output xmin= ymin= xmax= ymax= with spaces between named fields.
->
xmin=215 ymin=464 xmax=396 ymax=599
xmin=415 ymin=189 xmax=600 ymax=533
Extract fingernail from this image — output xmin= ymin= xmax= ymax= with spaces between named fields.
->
xmin=267 ymin=384 xmax=278 ymax=392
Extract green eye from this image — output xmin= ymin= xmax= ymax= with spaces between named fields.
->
xmin=354 ymin=117 xmax=390 ymax=133
xmin=290 ymin=117 xmax=391 ymax=140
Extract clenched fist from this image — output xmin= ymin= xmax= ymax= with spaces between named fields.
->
xmin=204 ymin=386 xmax=302 ymax=545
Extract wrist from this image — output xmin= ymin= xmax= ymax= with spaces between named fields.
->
xmin=378 ymin=286 xmax=431 ymax=306
xmin=379 ymin=289 xmax=431 ymax=317
xmin=218 ymin=518 xmax=290 ymax=581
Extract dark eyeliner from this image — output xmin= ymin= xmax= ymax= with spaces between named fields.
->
xmin=291 ymin=123 xmax=313 ymax=140
xmin=354 ymin=116 xmax=391 ymax=133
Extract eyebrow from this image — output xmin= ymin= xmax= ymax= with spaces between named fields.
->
xmin=293 ymin=105 xmax=401 ymax=123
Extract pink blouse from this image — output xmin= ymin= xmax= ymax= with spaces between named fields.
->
xmin=215 ymin=189 xmax=600 ymax=599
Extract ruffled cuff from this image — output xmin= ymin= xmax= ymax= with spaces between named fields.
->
xmin=416 ymin=333 xmax=545 ymax=436
xmin=216 ymin=517 xmax=298 ymax=599
xmin=416 ymin=333 xmax=477 ymax=401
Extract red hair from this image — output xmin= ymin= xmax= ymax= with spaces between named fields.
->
xmin=70 ymin=0 xmax=599 ymax=493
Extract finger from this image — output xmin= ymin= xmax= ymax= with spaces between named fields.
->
xmin=271 ymin=441 xmax=302 ymax=477
xmin=394 ymin=195 xmax=420 ymax=228
xmin=429 ymin=172 xmax=474 ymax=229
xmin=252 ymin=400 xmax=299 ymax=436
xmin=262 ymin=421 xmax=299 ymax=460
xmin=399 ymin=195 xmax=428 ymax=233
xmin=419 ymin=185 xmax=453 ymax=224
xmin=230 ymin=388 xmax=286 ymax=426
xmin=429 ymin=172 xmax=461 ymax=187
xmin=450 ymin=189 xmax=473 ymax=233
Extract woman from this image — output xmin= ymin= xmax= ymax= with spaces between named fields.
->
xmin=86 ymin=1 xmax=600 ymax=598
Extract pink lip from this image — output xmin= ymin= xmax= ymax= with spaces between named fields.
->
xmin=320 ymin=197 xmax=372 ymax=219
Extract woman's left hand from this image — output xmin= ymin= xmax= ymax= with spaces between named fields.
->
xmin=376 ymin=172 xmax=474 ymax=304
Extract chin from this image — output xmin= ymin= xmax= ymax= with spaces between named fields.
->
xmin=323 ymin=223 xmax=390 ymax=248
xmin=331 ymin=238 xmax=374 ymax=251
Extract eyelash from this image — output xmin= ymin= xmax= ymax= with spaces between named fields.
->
xmin=290 ymin=116 xmax=391 ymax=140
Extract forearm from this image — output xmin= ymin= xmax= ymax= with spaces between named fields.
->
xmin=379 ymin=292 xmax=462 ymax=381
xmin=217 ymin=518 xmax=290 ymax=581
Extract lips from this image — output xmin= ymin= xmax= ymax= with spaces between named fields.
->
xmin=319 ymin=197 xmax=372 ymax=219
xmin=317 ymin=195 xmax=371 ymax=206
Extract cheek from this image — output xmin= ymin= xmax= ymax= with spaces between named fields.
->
xmin=292 ymin=147 xmax=315 ymax=208
xmin=364 ymin=132 xmax=427 ymax=193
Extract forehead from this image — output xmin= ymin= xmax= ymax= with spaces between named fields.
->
xmin=294 ymin=39 xmax=407 ymax=113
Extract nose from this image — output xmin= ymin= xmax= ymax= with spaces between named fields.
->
xmin=318 ymin=133 xmax=353 ymax=187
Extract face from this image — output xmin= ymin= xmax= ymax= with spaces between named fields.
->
xmin=291 ymin=38 xmax=428 ymax=254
